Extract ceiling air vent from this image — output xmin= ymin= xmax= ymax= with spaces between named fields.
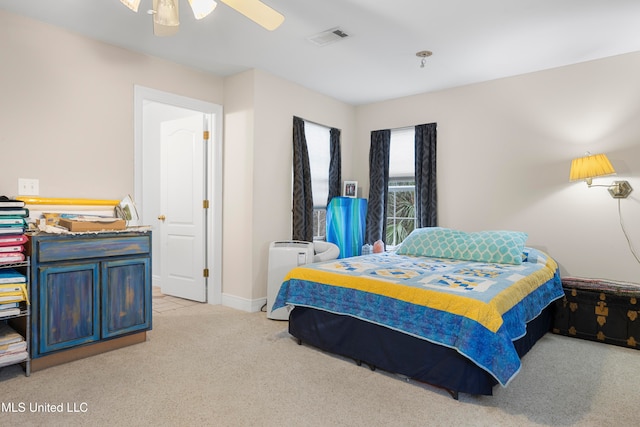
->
xmin=307 ymin=27 xmax=350 ymax=47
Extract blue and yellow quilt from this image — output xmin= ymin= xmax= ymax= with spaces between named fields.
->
xmin=273 ymin=247 xmax=563 ymax=386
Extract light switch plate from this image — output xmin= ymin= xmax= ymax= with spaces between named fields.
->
xmin=18 ymin=178 xmax=39 ymax=196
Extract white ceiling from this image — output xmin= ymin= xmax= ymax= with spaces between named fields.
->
xmin=2 ymin=0 xmax=640 ymax=105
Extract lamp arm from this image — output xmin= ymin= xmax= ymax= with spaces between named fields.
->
xmin=581 ymin=180 xmax=633 ymax=199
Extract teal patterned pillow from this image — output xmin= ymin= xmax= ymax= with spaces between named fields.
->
xmin=396 ymin=227 xmax=528 ymax=265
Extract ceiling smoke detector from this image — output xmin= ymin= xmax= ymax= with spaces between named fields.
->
xmin=308 ymin=27 xmax=350 ymax=46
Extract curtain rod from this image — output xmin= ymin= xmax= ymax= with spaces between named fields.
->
xmin=372 ymin=123 xmax=436 ymax=133
xmin=295 ymin=115 xmax=340 ymax=131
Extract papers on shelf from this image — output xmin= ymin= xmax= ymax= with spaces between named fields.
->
xmin=0 ymin=323 xmax=23 ymax=346
xmin=0 ymin=307 xmax=21 ymax=318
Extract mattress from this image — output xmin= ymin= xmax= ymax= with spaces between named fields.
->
xmin=273 ymin=247 xmax=563 ymax=386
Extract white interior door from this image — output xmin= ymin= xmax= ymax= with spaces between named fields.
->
xmin=159 ymin=115 xmax=207 ymax=302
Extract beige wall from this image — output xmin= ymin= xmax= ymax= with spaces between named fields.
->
xmin=251 ymin=70 xmax=356 ymax=302
xmin=0 ymin=11 xmax=224 ymax=199
xmin=221 ymin=70 xmax=256 ymax=308
xmin=223 ymin=69 xmax=356 ymax=308
xmin=354 ymin=52 xmax=640 ymax=282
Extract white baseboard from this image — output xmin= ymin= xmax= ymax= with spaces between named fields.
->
xmin=153 ymin=276 xmax=261 ymax=312
xmin=221 ymin=293 xmax=266 ymax=313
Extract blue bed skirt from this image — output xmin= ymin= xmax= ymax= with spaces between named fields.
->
xmin=288 ymin=303 xmax=554 ymax=397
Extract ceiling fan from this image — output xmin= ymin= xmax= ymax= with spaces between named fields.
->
xmin=120 ymin=0 xmax=284 ymax=36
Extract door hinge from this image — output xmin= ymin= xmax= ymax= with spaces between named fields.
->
xmin=203 ymin=199 xmax=209 ymax=209
xmin=203 ymin=130 xmax=210 ymax=141
xmin=203 ymin=268 xmax=209 ymax=278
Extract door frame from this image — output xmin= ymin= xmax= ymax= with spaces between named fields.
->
xmin=133 ymin=85 xmax=222 ymax=305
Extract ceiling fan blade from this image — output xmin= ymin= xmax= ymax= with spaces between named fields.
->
xmin=220 ymin=0 xmax=284 ymax=31
xmin=152 ymin=0 xmax=180 ymax=36
xmin=188 ymin=0 xmax=218 ymax=20
xmin=120 ymin=0 xmax=141 ymax=13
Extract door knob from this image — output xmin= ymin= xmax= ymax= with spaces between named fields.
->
xmin=157 ymin=215 xmax=166 ymax=221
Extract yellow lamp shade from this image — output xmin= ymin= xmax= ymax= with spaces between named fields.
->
xmin=569 ymin=153 xmax=616 ymax=182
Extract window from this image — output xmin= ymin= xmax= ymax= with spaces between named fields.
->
xmin=304 ymin=120 xmax=331 ymax=240
xmin=386 ymin=127 xmax=416 ymax=248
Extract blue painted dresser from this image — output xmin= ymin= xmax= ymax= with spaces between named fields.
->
xmin=28 ymin=231 xmax=152 ymax=370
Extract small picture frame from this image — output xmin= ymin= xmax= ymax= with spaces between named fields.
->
xmin=343 ymin=181 xmax=358 ymax=198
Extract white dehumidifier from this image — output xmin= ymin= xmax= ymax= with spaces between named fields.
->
xmin=267 ymin=240 xmax=314 ymax=320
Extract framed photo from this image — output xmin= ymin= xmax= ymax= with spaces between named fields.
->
xmin=343 ymin=181 xmax=358 ymax=198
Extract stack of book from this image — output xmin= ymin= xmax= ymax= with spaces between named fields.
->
xmin=0 ymin=196 xmax=29 ymax=265
xmin=0 ymin=268 xmax=28 ymax=319
xmin=0 ymin=323 xmax=28 ymax=366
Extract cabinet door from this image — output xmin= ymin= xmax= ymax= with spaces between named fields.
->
xmin=101 ymin=258 xmax=151 ymax=338
xmin=39 ymin=263 xmax=100 ymax=354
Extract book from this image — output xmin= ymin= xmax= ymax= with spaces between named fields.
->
xmin=0 ymin=307 xmax=21 ymax=318
xmin=0 ymin=245 xmax=24 ymax=253
xmin=0 ymin=284 xmax=25 ymax=293
xmin=0 ymin=196 xmax=25 ymax=208
xmin=0 ymin=217 xmax=26 ymax=226
xmin=0 ymin=283 xmax=22 ymax=296
xmin=0 ymin=226 xmax=25 ymax=235
xmin=0 ymin=283 xmax=29 ymax=304
xmin=0 ymin=252 xmax=26 ymax=263
xmin=0 ymin=302 xmax=19 ymax=310
xmin=0 ymin=207 xmax=29 ymax=217
xmin=0 ymin=283 xmax=26 ymax=295
xmin=0 ymin=234 xmax=28 ymax=247
xmin=0 ymin=295 xmax=26 ymax=303
xmin=0 ymin=269 xmax=26 ymax=284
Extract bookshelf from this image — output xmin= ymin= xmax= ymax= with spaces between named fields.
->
xmin=0 ymin=196 xmax=31 ymax=376
xmin=0 ymin=259 xmax=31 ymax=376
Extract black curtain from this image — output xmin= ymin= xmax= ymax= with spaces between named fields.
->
xmin=415 ymin=123 xmax=438 ymax=227
xmin=292 ymin=116 xmax=313 ymax=241
xmin=365 ymin=129 xmax=391 ymax=245
xmin=327 ymin=127 xmax=342 ymax=206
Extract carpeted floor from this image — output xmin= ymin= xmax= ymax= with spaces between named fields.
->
xmin=0 ymin=301 xmax=637 ymax=426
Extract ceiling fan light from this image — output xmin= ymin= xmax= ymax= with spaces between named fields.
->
xmin=120 ymin=0 xmax=141 ymax=12
xmin=154 ymin=0 xmax=180 ymax=27
xmin=188 ymin=0 xmax=217 ymax=20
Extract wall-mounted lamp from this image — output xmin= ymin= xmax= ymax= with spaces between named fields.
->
xmin=569 ymin=152 xmax=632 ymax=198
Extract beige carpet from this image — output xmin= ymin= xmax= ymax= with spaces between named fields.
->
xmin=1 ymin=303 xmax=637 ymax=426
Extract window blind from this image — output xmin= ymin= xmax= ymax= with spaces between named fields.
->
xmin=389 ymin=127 xmax=415 ymax=179
xmin=304 ymin=121 xmax=331 ymax=208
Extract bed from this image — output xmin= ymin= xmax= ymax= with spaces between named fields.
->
xmin=273 ymin=227 xmax=564 ymax=399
